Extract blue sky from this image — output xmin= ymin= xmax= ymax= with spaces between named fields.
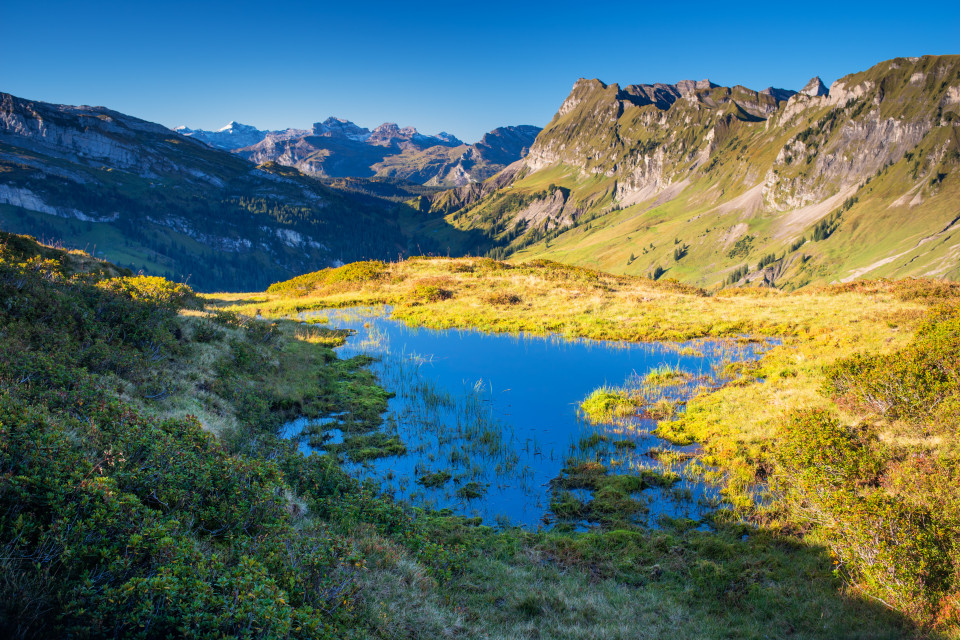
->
xmin=3 ymin=1 xmax=959 ymax=142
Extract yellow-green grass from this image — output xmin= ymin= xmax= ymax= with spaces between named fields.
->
xmin=206 ymin=257 xmax=942 ymax=505
xmin=7 ymin=234 xmax=941 ymax=637
xmin=580 ymin=388 xmax=642 ymax=423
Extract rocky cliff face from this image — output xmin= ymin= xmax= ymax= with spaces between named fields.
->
xmin=522 ymin=77 xmax=795 ymax=194
xmin=762 ymin=59 xmax=950 ymax=210
xmin=429 ymin=55 xmax=960 ymax=287
xmin=1 ymin=93 xmax=208 ymax=182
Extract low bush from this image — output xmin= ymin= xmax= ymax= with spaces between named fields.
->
xmin=485 ymin=291 xmax=522 ymax=306
xmin=0 ymin=244 xmax=466 ymax=638
xmin=412 ymin=284 xmax=453 ymax=303
xmin=775 ymin=410 xmax=957 ymax=623
xmin=97 ymin=275 xmax=199 ymax=310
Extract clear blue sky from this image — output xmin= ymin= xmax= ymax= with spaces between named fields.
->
xmin=3 ymin=1 xmax=958 ymax=142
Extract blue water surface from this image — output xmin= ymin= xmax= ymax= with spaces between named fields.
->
xmin=283 ymin=306 xmax=767 ymax=529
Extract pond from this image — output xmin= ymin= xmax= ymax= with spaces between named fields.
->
xmin=283 ymin=306 xmax=769 ymax=530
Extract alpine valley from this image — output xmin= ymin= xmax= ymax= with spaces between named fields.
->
xmin=5 ymin=52 xmax=960 ymax=640
xmin=0 ymin=96 xmax=535 ymax=291
xmin=3 ymin=55 xmax=959 ymax=291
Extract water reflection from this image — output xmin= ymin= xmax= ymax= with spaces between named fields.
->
xmin=284 ymin=306 xmax=769 ymax=529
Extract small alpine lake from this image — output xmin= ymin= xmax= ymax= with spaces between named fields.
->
xmin=283 ymin=306 xmax=770 ymax=530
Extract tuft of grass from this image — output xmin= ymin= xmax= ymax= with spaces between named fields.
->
xmin=644 ymin=363 xmax=686 ymax=386
xmin=294 ymin=325 xmax=352 ymax=347
xmin=417 ymin=471 xmax=453 ymax=489
xmin=580 ymin=388 xmax=641 ymax=423
xmin=456 ymin=481 xmax=488 ymax=500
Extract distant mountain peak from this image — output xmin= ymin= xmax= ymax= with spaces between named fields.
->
xmin=311 ymin=117 xmax=371 ymax=141
xmin=372 ymin=122 xmax=402 ymax=135
xmin=217 ymin=120 xmax=258 ymax=133
xmin=800 ymin=76 xmax=830 ymax=97
xmin=761 ymin=86 xmax=798 ymax=102
xmin=369 ymin=123 xmax=417 ymax=145
xmin=176 ymin=121 xmax=267 ymax=150
xmin=676 ymin=79 xmax=718 ymax=97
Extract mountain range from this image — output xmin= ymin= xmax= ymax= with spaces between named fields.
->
xmin=176 ymin=118 xmax=541 ymax=187
xmin=1 ymin=54 xmax=958 ymax=291
xmin=0 ymin=92 xmax=416 ymax=291
xmin=421 ymin=55 xmax=960 ymax=288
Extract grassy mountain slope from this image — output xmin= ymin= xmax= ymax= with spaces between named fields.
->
xmin=0 ymin=93 xmax=413 ymax=291
xmin=425 ymin=55 xmax=960 ymax=288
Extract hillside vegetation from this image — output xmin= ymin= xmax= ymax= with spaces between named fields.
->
xmin=417 ymin=55 xmax=960 ymax=288
xmin=218 ymin=255 xmax=960 ymax=632
xmin=2 ymin=234 xmax=943 ymax=638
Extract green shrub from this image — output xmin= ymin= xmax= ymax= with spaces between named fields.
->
xmin=775 ymin=410 xmax=883 ymax=491
xmin=485 ymin=291 xmax=522 ymax=305
xmin=212 ymin=309 xmax=245 ymax=328
xmin=246 ymin=318 xmax=282 ymax=345
xmin=775 ymin=410 xmax=954 ymax=622
xmin=412 ymin=284 xmax=453 ymax=303
xmin=193 ymin=319 xmax=225 ymax=342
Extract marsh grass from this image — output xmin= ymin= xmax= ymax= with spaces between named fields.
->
xmin=579 ymin=388 xmax=641 ymax=423
xmin=568 ymin=335 xmax=771 ymax=526
xmin=644 ymin=363 xmax=687 ymax=385
xmin=294 ymin=324 xmax=353 ymax=347
xmin=298 ymin=315 xmax=541 ymax=519
xmin=206 ymin=257 xmax=960 ymax=632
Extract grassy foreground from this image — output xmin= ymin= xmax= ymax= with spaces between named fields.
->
xmin=216 ymin=256 xmax=960 ymax=633
xmin=0 ymin=237 xmax=954 ymax=638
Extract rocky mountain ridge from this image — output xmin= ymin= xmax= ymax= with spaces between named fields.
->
xmin=423 ymin=55 xmax=960 ymax=288
xmin=4 ymin=54 xmax=958 ymax=291
xmin=177 ymin=117 xmax=540 ymax=187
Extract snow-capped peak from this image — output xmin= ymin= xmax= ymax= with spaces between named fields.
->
xmin=175 ymin=121 xmax=267 ymax=150
xmin=217 ymin=121 xmax=259 ymax=133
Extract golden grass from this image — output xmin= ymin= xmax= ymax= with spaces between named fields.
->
xmin=198 ymin=258 xmax=959 ymax=635
xmin=206 ymin=258 xmax=926 ymax=470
